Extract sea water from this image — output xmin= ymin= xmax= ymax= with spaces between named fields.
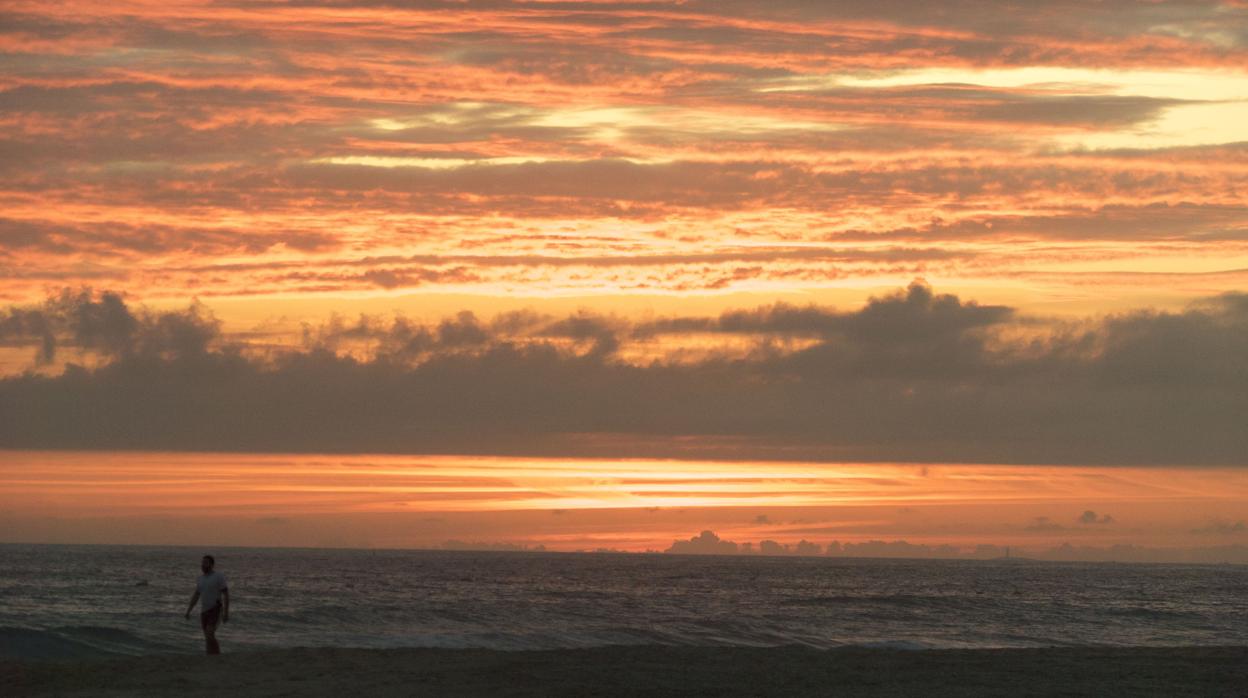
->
xmin=1 ymin=544 xmax=1245 ymax=659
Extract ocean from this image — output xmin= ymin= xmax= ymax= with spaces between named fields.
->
xmin=2 ymin=544 xmax=1246 ymax=660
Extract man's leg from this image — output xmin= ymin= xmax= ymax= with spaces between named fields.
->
xmin=204 ymin=624 xmax=220 ymax=655
xmin=201 ymin=606 xmax=221 ymax=655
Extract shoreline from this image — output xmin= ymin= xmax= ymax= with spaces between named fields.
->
xmin=5 ymin=645 xmax=1246 ymax=697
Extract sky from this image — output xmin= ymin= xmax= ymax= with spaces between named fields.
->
xmin=1 ymin=1 xmax=1246 ymax=554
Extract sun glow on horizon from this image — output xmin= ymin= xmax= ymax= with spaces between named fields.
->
xmin=3 ymin=451 xmax=1246 ymax=553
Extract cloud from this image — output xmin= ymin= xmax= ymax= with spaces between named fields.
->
xmin=793 ymin=539 xmax=822 ymax=556
xmin=835 ymin=540 xmax=963 ymax=558
xmin=671 ymin=530 xmax=1248 ymax=563
xmin=1077 ymin=510 xmax=1115 ymax=525
xmin=742 ymin=87 xmax=1190 ymax=129
xmin=0 ymin=217 xmax=338 ymax=257
xmin=0 ymin=288 xmax=220 ymax=363
xmin=666 ymin=530 xmax=738 ymax=555
xmin=1026 ymin=517 xmax=1066 ymax=532
xmin=635 ymin=282 xmax=1009 ymax=344
xmin=441 ymin=540 xmax=546 ymax=552
xmin=758 ymin=540 xmax=786 ymax=555
xmin=1191 ymin=519 xmax=1248 ymax=535
xmin=1 ymin=0 xmax=1245 ymax=304
xmin=537 ymin=312 xmax=622 ymax=359
xmin=0 ymin=284 xmax=1247 ymax=464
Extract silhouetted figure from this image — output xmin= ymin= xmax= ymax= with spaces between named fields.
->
xmin=184 ymin=554 xmax=229 ymax=655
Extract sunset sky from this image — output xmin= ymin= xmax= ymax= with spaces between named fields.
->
xmin=1 ymin=1 xmax=1246 ymax=554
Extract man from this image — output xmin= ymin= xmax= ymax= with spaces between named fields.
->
xmin=184 ymin=554 xmax=229 ymax=655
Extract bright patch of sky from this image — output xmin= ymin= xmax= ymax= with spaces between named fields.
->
xmin=761 ymin=67 xmax=1248 ymax=149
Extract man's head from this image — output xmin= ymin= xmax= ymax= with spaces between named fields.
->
xmin=201 ymin=555 xmax=215 ymax=574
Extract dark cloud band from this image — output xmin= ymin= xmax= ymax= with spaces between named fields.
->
xmin=2 ymin=283 xmax=1245 ymax=465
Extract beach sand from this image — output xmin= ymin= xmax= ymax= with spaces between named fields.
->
xmin=4 ymin=645 xmax=1246 ymax=697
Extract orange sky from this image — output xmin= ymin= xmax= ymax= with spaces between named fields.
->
xmin=1 ymin=2 xmax=1246 ymax=554
xmin=1 ymin=0 xmax=1246 ymax=319
xmin=3 ymin=451 xmax=1247 ymax=554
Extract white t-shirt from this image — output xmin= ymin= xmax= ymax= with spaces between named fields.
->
xmin=197 ymin=570 xmax=228 ymax=612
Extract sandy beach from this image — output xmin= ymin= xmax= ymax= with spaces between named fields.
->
xmin=4 ymin=645 xmax=1246 ymax=697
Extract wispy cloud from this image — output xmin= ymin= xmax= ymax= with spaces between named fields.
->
xmin=0 ymin=1 xmax=1245 ymax=302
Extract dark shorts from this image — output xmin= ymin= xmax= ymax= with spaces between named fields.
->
xmin=200 ymin=604 xmax=221 ymax=632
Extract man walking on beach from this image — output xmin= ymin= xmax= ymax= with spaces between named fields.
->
xmin=184 ymin=554 xmax=229 ymax=655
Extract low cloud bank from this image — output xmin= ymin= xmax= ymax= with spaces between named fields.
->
xmin=1 ymin=283 xmax=1246 ymax=464
xmin=668 ymin=530 xmax=740 ymax=555
xmin=663 ymin=531 xmax=1248 ymax=564
xmin=440 ymin=540 xmax=547 ymax=552
xmin=1077 ymin=510 xmax=1115 ymax=525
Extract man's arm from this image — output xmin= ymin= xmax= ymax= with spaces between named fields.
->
xmin=185 ymin=590 xmax=200 ymax=620
xmin=221 ymin=588 xmax=230 ymax=623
